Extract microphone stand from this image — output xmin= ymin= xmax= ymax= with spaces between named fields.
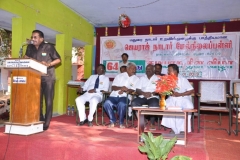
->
xmin=19 ymin=46 xmax=23 ymax=58
xmin=19 ymin=41 xmax=33 ymax=58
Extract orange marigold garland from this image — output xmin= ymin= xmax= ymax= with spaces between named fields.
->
xmin=155 ymin=74 xmax=178 ymax=95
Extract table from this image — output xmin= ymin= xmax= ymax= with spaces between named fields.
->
xmin=66 ymin=81 xmax=85 ymax=113
xmin=133 ymin=107 xmax=197 ymax=146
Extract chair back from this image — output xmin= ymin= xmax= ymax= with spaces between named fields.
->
xmin=108 ymin=81 xmax=113 ymax=92
xmin=233 ymin=82 xmax=240 ymax=105
xmin=189 ymin=82 xmax=195 ymax=96
xmin=197 ymin=81 xmax=231 ymax=134
xmin=199 ymin=81 xmax=226 ymax=103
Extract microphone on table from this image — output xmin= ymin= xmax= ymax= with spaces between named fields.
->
xmin=19 ymin=40 xmax=34 ymax=58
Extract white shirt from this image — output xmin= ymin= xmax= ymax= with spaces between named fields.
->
xmin=110 ymin=72 xmax=139 ymax=97
xmin=174 ymin=74 xmax=193 ymax=102
xmin=118 ymin=61 xmax=130 ymax=73
xmin=136 ymin=74 xmax=159 ymax=99
xmin=82 ymin=74 xmax=109 ymax=95
xmin=162 ymin=74 xmax=194 ymax=134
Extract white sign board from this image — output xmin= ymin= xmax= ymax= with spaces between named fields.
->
xmin=13 ymin=76 xmax=27 ymax=84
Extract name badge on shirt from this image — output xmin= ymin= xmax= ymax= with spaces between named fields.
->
xmin=42 ymin=53 xmax=47 ymax=56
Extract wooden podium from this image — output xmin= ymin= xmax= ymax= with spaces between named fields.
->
xmin=4 ymin=58 xmax=47 ymax=135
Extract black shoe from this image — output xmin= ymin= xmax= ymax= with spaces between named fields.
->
xmin=43 ymin=126 xmax=49 ymax=131
xmin=88 ymin=121 xmax=93 ymax=127
xmin=127 ymin=116 xmax=133 ymax=121
xmin=79 ymin=119 xmax=88 ymax=126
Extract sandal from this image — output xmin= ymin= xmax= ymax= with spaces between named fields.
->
xmin=119 ymin=125 xmax=125 ymax=129
xmin=149 ymin=124 xmax=156 ymax=131
xmin=169 ymin=130 xmax=175 ymax=134
xmin=108 ymin=123 xmax=115 ymax=128
xmin=134 ymin=126 xmax=147 ymax=131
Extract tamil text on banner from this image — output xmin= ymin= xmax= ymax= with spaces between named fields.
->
xmin=100 ymin=33 xmax=239 ymax=79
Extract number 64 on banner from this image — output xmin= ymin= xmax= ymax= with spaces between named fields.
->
xmin=105 ymin=61 xmax=119 ymax=73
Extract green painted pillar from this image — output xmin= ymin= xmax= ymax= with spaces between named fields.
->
xmin=84 ymin=45 xmax=93 ymax=78
xmin=55 ymin=34 xmax=72 ymax=114
xmin=12 ymin=17 xmax=35 ymax=58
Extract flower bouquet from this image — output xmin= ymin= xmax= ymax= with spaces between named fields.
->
xmin=155 ymin=74 xmax=178 ymax=109
xmin=155 ymin=74 xmax=178 ymax=95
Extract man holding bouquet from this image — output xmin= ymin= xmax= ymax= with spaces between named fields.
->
xmin=161 ymin=64 xmax=194 ymax=134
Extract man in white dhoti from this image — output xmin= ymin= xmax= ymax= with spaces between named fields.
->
xmin=161 ymin=64 xmax=194 ymax=134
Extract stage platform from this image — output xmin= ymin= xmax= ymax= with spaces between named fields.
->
xmin=0 ymin=114 xmax=207 ymax=160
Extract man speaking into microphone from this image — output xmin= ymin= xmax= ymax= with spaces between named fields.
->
xmin=24 ymin=30 xmax=61 ymax=131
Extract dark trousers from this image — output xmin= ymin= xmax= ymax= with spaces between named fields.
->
xmin=40 ymin=78 xmax=55 ymax=128
xmin=131 ymin=97 xmax=159 ymax=125
xmin=103 ymin=96 xmax=127 ymax=125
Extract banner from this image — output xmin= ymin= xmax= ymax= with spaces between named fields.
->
xmin=100 ymin=33 xmax=239 ymax=79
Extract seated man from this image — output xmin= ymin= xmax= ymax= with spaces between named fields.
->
xmin=154 ymin=63 xmax=165 ymax=76
xmin=104 ymin=62 xmax=139 ymax=128
xmin=131 ymin=64 xmax=159 ymax=130
xmin=75 ymin=64 xmax=109 ymax=127
xmin=161 ymin=64 xmax=194 ymax=134
xmin=120 ymin=65 xmax=127 ymax=73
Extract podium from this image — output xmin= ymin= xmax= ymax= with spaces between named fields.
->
xmin=4 ymin=58 xmax=47 ymax=135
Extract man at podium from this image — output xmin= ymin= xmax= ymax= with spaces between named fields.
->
xmin=24 ymin=30 xmax=61 ymax=131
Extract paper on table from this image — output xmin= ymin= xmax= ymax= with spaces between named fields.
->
xmin=167 ymin=106 xmax=182 ymax=110
xmin=133 ymin=105 xmax=148 ymax=109
xmin=132 ymin=105 xmax=159 ymax=109
xmin=149 ymin=106 xmax=159 ymax=108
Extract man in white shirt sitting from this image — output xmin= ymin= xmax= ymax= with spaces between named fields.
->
xmin=161 ymin=64 xmax=194 ymax=134
xmin=131 ymin=64 xmax=159 ymax=130
xmin=120 ymin=65 xmax=127 ymax=73
xmin=155 ymin=63 xmax=165 ymax=76
xmin=104 ymin=62 xmax=139 ymax=128
xmin=76 ymin=64 xmax=109 ymax=127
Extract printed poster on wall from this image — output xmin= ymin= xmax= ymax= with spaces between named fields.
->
xmin=100 ymin=33 xmax=239 ymax=79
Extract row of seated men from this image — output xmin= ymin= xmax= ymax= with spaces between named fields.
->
xmin=75 ymin=63 xmax=194 ymax=134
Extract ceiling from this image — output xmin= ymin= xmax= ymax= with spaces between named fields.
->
xmin=60 ymin=0 xmax=240 ymax=27
xmin=1 ymin=0 xmax=240 ymax=46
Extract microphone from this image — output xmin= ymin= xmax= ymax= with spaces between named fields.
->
xmin=22 ymin=40 xmax=33 ymax=46
xmin=19 ymin=40 xmax=33 ymax=58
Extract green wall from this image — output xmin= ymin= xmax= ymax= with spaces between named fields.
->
xmin=0 ymin=0 xmax=94 ymax=114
